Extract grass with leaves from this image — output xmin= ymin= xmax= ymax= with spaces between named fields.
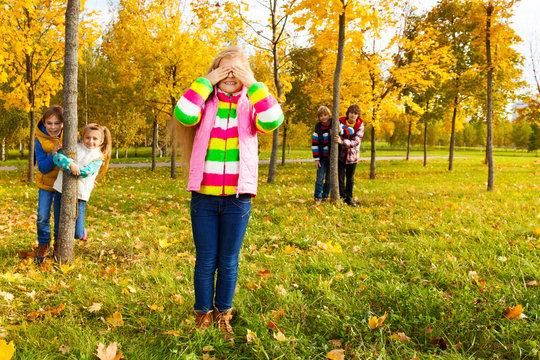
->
xmin=0 ymin=155 xmax=538 ymax=359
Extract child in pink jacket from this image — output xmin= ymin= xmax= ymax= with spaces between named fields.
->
xmin=174 ymin=46 xmax=283 ymax=340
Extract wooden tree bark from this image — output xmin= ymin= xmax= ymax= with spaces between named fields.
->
xmin=406 ymin=118 xmax=412 ymax=161
xmin=151 ymin=118 xmax=158 ymax=172
xmin=267 ymin=0 xmax=285 ymax=183
xmin=170 ymin=96 xmax=177 ymax=179
xmin=423 ymin=99 xmax=429 ymax=167
xmin=448 ymin=95 xmax=458 ymax=171
xmin=26 ymin=49 xmax=36 ymax=182
xmin=369 ymin=125 xmax=376 ymax=179
xmin=281 ymin=119 xmax=288 ymax=165
xmin=329 ymin=5 xmax=346 ymax=202
xmin=485 ymin=3 xmax=494 ymax=191
xmin=57 ymin=0 xmax=80 ymax=264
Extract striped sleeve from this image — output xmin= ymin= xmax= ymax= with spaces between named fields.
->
xmin=174 ymin=78 xmax=213 ymax=127
xmin=312 ymin=131 xmax=320 ymax=160
xmin=248 ymin=82 xmax=284 ymax=133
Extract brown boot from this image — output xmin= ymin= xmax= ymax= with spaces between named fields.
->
xmin=194 ymin=309 xmax=213 ymax=330
xmin=34 ymin=244 xmax=50 ymax=263
xmin=213 ymin=307 xmax=234 ymax=342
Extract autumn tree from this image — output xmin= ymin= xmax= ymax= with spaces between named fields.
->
xmin=0 ymin=1 xmax=99 ymax=182
xmin=292 ymin=0 xmax=379 ymax=200
xmin=103 ymin=0 xmax=241 ymax=177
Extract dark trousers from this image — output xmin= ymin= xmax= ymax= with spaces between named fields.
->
xmin=338 ymin=161 xmax=357 ymax=203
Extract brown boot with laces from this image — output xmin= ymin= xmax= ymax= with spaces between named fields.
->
xmin=213 ymin=307 xmax=234 ymax=343
xmin=194 ymin=309 xmax=213 ymax=330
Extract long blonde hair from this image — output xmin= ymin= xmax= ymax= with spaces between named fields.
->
xmin=82 ymin=123 xmax=112 ymax=182
xmin=173 ymin=46 xmax=251 ymax=168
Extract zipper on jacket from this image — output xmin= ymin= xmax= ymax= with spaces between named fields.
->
xmin=222 ymin=94 xmax=233 ymax=196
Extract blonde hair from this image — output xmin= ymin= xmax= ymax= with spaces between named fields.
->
xmin=173 ymin=47 xmax=251 ymax=170
xmin=317 ymin=106 xmax=331 ymax=120
xmin=82 ymin=123 xmax=112 ymax=182
xmin=206 ymin=46 xmax=251 ymax=75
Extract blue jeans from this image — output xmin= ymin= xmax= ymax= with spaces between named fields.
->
xmin=53 ymin=197 xmax=87 ymax=241
xmin=37 ymin=189 xmax=61 ymax=246
xmin=190 ymin=192 xmax=251 ymax=313
xmin=314 ymin=157 xmax=330 ymax=200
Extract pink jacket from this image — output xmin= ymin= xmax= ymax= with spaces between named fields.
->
xmin=187 ymin=86 xmax=259 ymax=196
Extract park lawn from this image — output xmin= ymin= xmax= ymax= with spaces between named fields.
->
xmin=0 ymin=156 xmax=538 ymax=359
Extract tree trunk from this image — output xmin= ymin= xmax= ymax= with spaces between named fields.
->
xmin=267 ymin=129 xmax=279 ymax=182
xmin=281 ymin=119 xmax=288 ymax=165
xmin=486 ymin=3 xmax=494 ymax=191
xmin=406 ymin=119 xmax=412 ymax=161
xmin=1 ymin=138 xmax=5 ymax=161
xmin=170 ymin=103 xmax=177 ymax=179
xmin=20 ymin=141 xmax=24 ymax=158
xmin=151 ymin=119 xmax=158 ymax=171
xmin=448 ymin=95 xmax=458 ymax=171
xmin=115 ymin=147 xmax=118 ymax=159
xmin=329 ymin=9 xmax=346 ymax=202
xmin=370 ymin=125 xmax=376 ymax=179
xmin=124 ymin=149 xmax=128 ymax=158
xmin=57 ymin=0 xmax=80 ymax=264
xmin=423 ymin=99 xmax=429 ymax=167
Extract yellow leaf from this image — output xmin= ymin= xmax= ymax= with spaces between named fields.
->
xmin=202 ymin=345 xmax=214 ymax=352
xmin=162 ymin=330 xmax=180 ymax=337
xmin=0 ymin=340 xmax=15 ymax=360
xmin=95 ymin=342 xmax=124 ymax=360
xmin=369 ymin=312 xmax=388 ymax=329
xmin=326 ymin=349 xmax=345 ymax=360
xmin=148 ymin=304 xmax=164 ymax=312
xmin=245 ymin=329 xmax=258 ymax=343
xmin=273 ymin=331 xmax=290 ymax=341
xmin=106 ymin=312 xmax=124 ymax=327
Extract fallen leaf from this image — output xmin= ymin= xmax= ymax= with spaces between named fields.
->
xmin=87 ymin=303 xmax=102 ymax=313
xmin=258 ymin=270 xmax=271 ymax=279
xmin=525 ymin=280 xmax=537 ymax=287
xmin=202 ymin=345 xmax=214 ymax=352
xmin=390 ymin=332 xmax=411 ymax=342
xmin=328 ymin=339 xmax=342 ymax=347
xmin=0 ymin=339 xmax=15 ymax=360
xmin=148 ymin=304 xmax=164 ymax=312
xmin=504 ymin=305 xmax=526 ymax=320
xmin=246 ymin=282 xmax=261 ymax=290
xmin=273 ymin=331 xmax=291 ymax=341
xmin=59 ymin=344 xmax=70 ymax=354
xmin=326 ymin=349 xmax=345 ymax=360
xmin=95 ymin=342 xmax=124 ymax=360
xmin=162 ymin=330 xmax=180 ymax=337
xmin=369 ymin=312 xmax=388 ymax=329
xmin=106 ymin=312 xmax=124 ymax=327
xmin=245 ymin=329 xmax=258 ymax=343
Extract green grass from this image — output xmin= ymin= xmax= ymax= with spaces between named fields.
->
xmin=0 ymin=156 xmax=538 ymax=359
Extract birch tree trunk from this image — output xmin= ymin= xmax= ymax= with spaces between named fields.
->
xmin=56 ymin=0 xmax=80 ymax=264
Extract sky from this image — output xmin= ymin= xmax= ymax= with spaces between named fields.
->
xmin=86 ymin=0 xmax=540 ymax=92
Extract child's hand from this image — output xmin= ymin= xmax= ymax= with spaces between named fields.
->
xmin=52 ymin=142 xmax=62 ymax=155
xmin=232 ymin=64 xmax=256 ymax=88
xmin=69 ymin=162 xmax=80 ymax=176
xmin=315 ymin=160 xmax=321 ymax=169
xmin=333 ymin=135 xmax=343 ymax=144
xmin=205 ymin=66 xmax=231 ymax=86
